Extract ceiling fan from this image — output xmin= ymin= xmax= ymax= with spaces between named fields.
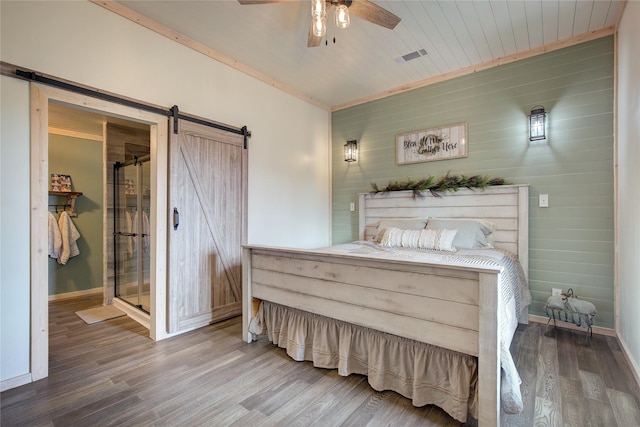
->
xmin=238 ymin=0 xmax=401 ymax=47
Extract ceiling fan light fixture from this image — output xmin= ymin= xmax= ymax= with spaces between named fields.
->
xmin=335 ymin=4 xmax=350 ymax=29
xmin=312 ymin=14 xmax=327 ymax=37
xmin=311 ymin=0 xmax=326 ymax=18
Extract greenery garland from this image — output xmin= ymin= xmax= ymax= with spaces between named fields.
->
xmin=370 ymin=173 xmax=510 ymax=198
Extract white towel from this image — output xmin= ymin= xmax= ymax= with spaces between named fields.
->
xmin=48 ymin=211 xmax=62 ymax=259
xmin=132 ymin=210 xmax=151 ymax=255
xmin=57 ymin=211 xmax=81 ymax=265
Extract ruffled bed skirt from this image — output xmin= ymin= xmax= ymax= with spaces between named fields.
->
xmin=256 ymin=301 xmax=478 ymax=423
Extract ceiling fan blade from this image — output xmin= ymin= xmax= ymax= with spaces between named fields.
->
xmin=348 ymin=0 xmax=401 ymax=30
xmin=308 ymin=19 xmax=323 ymax=47
xmin=237 ymin=0 xmax=295 ymax=4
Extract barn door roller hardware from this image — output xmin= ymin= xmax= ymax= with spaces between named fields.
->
xmin=8 ymin=64 xmax=251 ymax=149
xmin=169 ymin=105 xmax=251 ymax=149
xmin=170 ymin=105 xmax=251 ymax=148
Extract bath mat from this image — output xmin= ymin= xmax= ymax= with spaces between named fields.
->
xmin=75 ymin=305 xmax=126 ymax=324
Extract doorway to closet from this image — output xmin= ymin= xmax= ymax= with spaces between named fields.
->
xmin=31 ymin=80 xmax=248 ymax=382
xmin=48 ymin=104 xmax=152 ymax=320
xmin=31 ymin=83 xmax=169 ymax=382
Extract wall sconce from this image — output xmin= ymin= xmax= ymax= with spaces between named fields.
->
xmin=344 ymin=139 xmax=358 ymax=162
xmin=529 ymin=105 xmax=547 ymax=141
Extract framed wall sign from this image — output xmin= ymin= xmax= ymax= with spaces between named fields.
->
xmin=396 ymin=122 xmax=467 ymax=165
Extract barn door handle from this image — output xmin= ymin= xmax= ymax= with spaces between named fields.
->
xmin=173 ymin=208 xmax=180 ymax=230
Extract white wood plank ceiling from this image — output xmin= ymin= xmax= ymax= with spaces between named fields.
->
xmin=112 ymin=0 xmax=623 ymax=110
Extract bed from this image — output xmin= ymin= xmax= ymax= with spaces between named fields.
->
xmin=242 ymin=184 xmax=530 ymax=426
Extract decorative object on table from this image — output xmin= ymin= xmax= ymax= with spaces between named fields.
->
xmin=370 ymin=172 xmax=510 ymax=198
xmin=396 ymin=122 xmax=467 ymax=165
xmin=544 ymin=288 xmax=596 ymax=342
xmin=50 ymin=173 xmax=72 ymax=192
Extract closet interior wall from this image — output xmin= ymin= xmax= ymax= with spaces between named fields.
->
xmin=47 ymin=133 xmax=103 ymax=296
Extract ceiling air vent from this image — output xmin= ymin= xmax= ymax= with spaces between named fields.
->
xmin=395 ymin=48 xmax=428 ymax=63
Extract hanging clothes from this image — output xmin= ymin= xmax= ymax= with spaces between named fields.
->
xmin=57 ymin=211 xmax=81 ymax=265
xmin=48 ymin=211 xmax=62 ymax=259
xmin=126 ymin=210 xmax=133 ymax=259
xmin=132 ymin=210 xmax=151 ymax=255
xmin=142 ymin=210 xmax=150 ymax=254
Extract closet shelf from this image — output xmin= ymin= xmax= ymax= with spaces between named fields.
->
xmin=49 ymin=191 xmax=83 ymax=217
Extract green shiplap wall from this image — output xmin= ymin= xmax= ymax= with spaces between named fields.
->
xmin=48 ymin=134 xmax=104 ymax=295
xmin=331 ymin=37 xmax=614 ymax=328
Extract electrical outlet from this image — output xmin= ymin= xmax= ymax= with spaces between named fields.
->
xmin=552 ymin=288 xmax=562 ymax=296
xmin=539 ymin=194 xmax=549 ymax=208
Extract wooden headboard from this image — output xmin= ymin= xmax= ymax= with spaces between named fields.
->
xmin=358 ymin=184 xmax=529 ymax=278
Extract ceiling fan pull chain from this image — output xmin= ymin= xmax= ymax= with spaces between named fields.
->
xmin=332 ymin=12 xmax=336 ymax=44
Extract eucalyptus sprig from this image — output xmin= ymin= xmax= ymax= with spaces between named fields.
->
xmin=370 ymin=173 xmax=510 ymax=198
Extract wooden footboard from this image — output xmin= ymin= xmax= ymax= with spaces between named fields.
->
xmin=242 ymin=245 xmax=502 ymax=426
xmin=242 ymin=185 xmax=528 ymax=426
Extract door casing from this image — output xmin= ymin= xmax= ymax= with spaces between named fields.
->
xmin=30 ymin=83 xmax=169 ymax=382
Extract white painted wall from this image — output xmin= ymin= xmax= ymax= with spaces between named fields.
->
xmin=0 ymin=1 xmax=330 ymax=386
xmin=0 ymin=76 xmax=31 ymax=387
xmin=617 ymin=1 xmax=640 ymax=380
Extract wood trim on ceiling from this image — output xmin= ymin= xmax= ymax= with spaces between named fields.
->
xmin=331 ymin=26 xmax=617 ymax=111
xmin=90 ymin=1 xmax=615 ymax=113
xmin=616 ymin=0 xmax=629 ymax=29
xmin=90 ymin=0 xmax=331 ymax=112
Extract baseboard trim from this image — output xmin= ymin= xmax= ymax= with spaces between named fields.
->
xmin=48 ymin=287 xmax=103 ymax=301
xmin=1 ymin=373 xmax=32 ymax=392
xmin=528 ymin=314 xmax=616 ymax=337
xmin=617 ymin=333 xmax=640 ymax=390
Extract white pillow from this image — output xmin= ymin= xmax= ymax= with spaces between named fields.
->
xmin=426 ymin=218 xmax=495 ymax=249
xmin=379 ymin=227 xmax=457 ymax=252
xmin=373 ymin=218 xmax=428 ymax=242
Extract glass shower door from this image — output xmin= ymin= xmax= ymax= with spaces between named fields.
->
xmin=114 ymin=156 xmax=151 ymax=313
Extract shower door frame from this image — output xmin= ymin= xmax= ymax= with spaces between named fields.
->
xmin=113 ymin=155 xmax=151 ymax=314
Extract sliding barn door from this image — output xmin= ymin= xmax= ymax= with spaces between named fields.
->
xmin=168 ymin=119 xmax=247 ymax=334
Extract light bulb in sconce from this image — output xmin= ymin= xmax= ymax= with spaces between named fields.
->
xmin=335 ymin=4 xmax=350 ymax=29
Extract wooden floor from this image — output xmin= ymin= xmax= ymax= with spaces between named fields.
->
xmin=2 ymin=295 xmax=640 ymax=426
